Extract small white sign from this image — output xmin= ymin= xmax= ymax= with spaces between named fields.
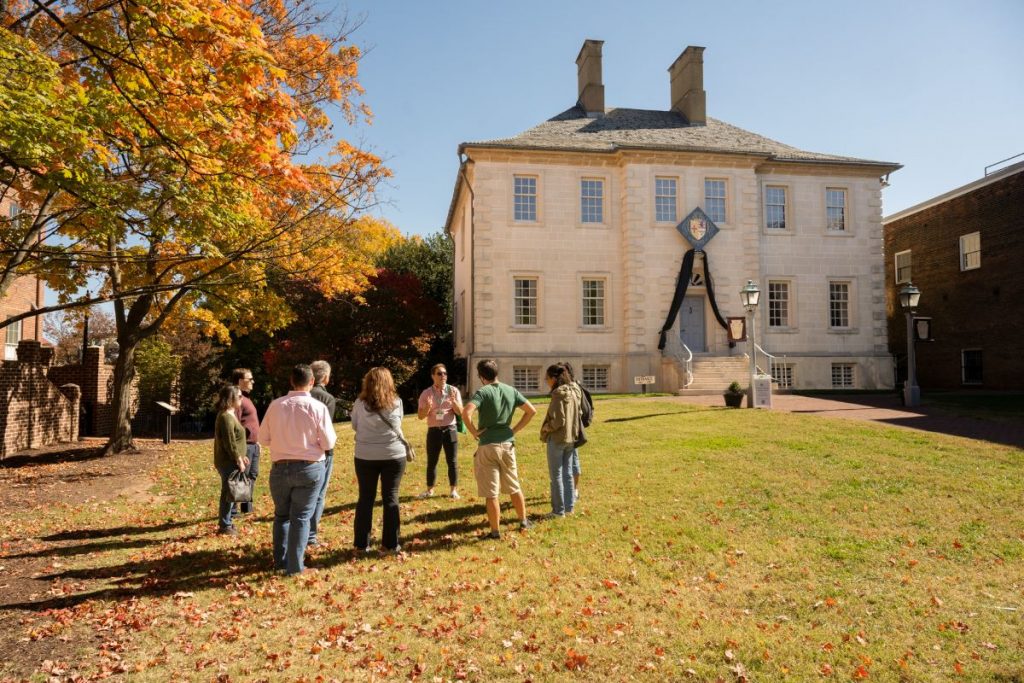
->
xmin=634 ymin=375 xmax=656 ymax=385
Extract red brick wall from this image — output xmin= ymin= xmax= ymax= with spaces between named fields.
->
xmin=0 ymin=341 xmax=80 ymax=460
xmin=884 ymin=168 xmax=1024 ymax=390
xmin=48 ymin=346 xmax=138 ymax=436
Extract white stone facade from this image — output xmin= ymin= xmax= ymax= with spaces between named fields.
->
xmin=450 ymin=149 xmax=894 ymax=395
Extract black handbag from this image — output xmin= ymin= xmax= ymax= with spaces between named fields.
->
xmin=227 ymin=469 xmax=253 ymax=503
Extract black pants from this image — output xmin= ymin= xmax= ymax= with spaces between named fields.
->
xmin=353 ymin=457 xmax=406 ymax=551
xmin=425 ymin=426 xmax=458 ymax=488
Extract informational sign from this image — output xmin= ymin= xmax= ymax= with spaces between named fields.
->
xmin=752 ymin=374 xmax=772 ymax=409
xmin=634 ymin=376 xmax=656 ymax=385
xmin=727 ymin=316 xmax=747 ymax=343
xmin=154 ymin=401 xmax=177 ymax=414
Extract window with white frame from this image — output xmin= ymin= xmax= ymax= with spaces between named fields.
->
xmin=8 ymin=202 xmax=19 ymax=219
xmin=828 ymin=281 xmax=850 ymax=328
xmin=704 ymin=179 xmax=726 ymax=223
xmin=767 ymin=281 xmax=790 ymax=328
xmin=580 ymin=178 xmax=604 ymax=223
xmin=581 ymin=365 xmax=609 ymax=391
xmin=961 ymin=349 xmax=982 ymax=385
xmin=826 ymin=188 xmax=846 ymax=231
xmin=4 ymin=318 xmax=22 ymax=361
xmin=895 ymin=250 xmax=912 ymax=284
xmin=765 ymin=186 xmax=787 ymax=230
xmin=581 ymin=278 xmax=605 ymax=327
xmin=513 ymin=175 xmax=537 ymax=222
xmin=512 ymin=366 xmax=540 ymax=392
xmin=513 ymin=277 xmax=538 ymax=326
xmin=771 ymin=363 xmax=793 ymax=389
xmin=959 ymin=232 xmax=980 ymax=271
xmin=655 ymin=177 xmax=677 ymax=222
xmin=831 ymin=363 xmax=855 ymax=388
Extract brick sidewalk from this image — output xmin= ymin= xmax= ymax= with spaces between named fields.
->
xmin=664 ymin=392 xmax=1024 ymax=450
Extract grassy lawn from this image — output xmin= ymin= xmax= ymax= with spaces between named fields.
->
xmin=2 ymin=399 xmax=1022 ymax=681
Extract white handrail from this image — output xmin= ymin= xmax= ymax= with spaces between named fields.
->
xmin=681 ymin=342 xmax=694 ymax=388
xmin=753 ymin=343 xmax=780 ymax=379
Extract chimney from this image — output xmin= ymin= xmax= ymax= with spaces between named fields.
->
xmin=669 ymin=46 xmax=706 ymax=125
xmin=576 ymin=39 xmax=605 ymax=116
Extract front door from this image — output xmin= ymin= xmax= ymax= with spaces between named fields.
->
xmin=679 ymin=295 xmax=706 ymax=352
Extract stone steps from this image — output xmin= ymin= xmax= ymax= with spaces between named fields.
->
xmin=678 ymin=355 xmax=751 ymax=394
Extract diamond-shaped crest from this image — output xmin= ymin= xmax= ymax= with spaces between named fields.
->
xmin=676 ymin=207 xmax=720 ymax=251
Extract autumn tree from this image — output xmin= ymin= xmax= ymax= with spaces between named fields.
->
xmin=0 ymin=1 xmax=393 ymax=453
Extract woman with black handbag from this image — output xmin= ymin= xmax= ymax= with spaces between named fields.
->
xmin=350 ymin=367 xmax=410 ymax=554
xmin=213 ymin=385 xmax=250 ymax=536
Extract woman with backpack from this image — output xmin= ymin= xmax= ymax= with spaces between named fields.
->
xmin=539 ymin=364 xmax=584 ymax=518
xmin=416 ymin=363 xmax=464 ymax=500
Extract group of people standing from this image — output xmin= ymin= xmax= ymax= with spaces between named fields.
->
xmin=212 ymin=358 xmax=593 ymax=576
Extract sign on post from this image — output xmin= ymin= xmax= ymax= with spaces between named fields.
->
xmin=752 ymin=374 xmax=772 ymax=409
xmin=634 ymin=375 xmax=656 ymax=395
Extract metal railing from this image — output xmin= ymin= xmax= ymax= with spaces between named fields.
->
xmin=754 ymin=343 xmax=781 ymax=382
xmin=662 ymin=334 xmax=694 ymax=388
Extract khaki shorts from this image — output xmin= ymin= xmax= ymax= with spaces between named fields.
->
xmin=473 ymin=442 xmax=521 ymax=498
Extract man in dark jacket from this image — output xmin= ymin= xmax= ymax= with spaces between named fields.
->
xmin=308 ymin=360 xmax=337 ymax=546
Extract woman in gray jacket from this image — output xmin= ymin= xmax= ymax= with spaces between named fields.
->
xmin=539 ymin=364 xmax=582 ymax=518
xmin=350 ymin=367 xmax=408 ymax=553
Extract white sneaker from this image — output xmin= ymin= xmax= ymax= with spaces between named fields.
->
xmin=574 ymin=489 xmax=580 ymax=501
xmin=416 ymin=490 xmax=435 ymax=499
xmin=450 ymin=490 xmax=461 ymax=500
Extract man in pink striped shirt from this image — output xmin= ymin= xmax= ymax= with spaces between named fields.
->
xmin=258 ymin=364 xmax=337 ymax=575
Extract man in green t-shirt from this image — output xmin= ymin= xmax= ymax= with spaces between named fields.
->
xmin=462 ymin=359 xmax=537 ymax=539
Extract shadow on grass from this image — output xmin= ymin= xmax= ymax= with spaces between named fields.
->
xmin=43 ymin=518 xmax=201 ymax=542
xmin=0 ymin=447 xmax=106 ymax=469
xmin=1 ymin=496 xmax=554 ymax=612
xmin=0 ymin=543 xmax=273 ymax=612
xmin=6 ymin=519 xmax=209 ymax=560
xmin=604 ymin=408 xmax=714 ymax=423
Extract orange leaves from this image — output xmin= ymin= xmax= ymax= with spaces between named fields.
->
xmin=564 ymin=648 xmax=588 ymax=671
xmin=601 ymin=578 xmax=620 ymax=589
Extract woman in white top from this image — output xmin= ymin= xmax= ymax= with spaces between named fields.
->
xmin=416 ymin=363 xmax=463 ymax=499
xmin=350 ymin=367 xmax=407 ymax=553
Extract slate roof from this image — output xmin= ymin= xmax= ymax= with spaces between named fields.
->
xmin=462 ymin=106 xmax=899 ymax=168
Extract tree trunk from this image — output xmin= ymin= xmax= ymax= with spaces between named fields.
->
xmin=102 ymin=336 xmax=139 ymax=455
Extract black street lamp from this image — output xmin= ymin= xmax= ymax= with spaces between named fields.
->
xmin=740 ymin=280 xmax=761 ymax=408
xmin=899 ymin=283 xmax=921 ymax=407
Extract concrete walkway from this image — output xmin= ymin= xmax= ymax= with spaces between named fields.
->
xmin=663 ymin=392 xmax=1024 ymax=450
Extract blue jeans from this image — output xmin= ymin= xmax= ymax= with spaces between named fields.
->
xmin=216 ymin=462 xmax=241 ymax=529
xmin=269 ymin=459 xmax=325 ymax=575
xmin=308 ymin=451 xmax=334 ymax=543
xmin=571 ymin=449 xmax=581 ymax=477
xmin=545 ymin=441 xmax=575 ymax=516
xmin=239 ymin=443 xmax=260 ymax=514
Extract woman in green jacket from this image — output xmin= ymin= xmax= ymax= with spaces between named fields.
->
xmin=214 ymin=385 xmax=249 ymax=535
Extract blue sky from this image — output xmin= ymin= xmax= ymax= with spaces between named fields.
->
xmin=336 ymin=0 xmax=1024 ymax=236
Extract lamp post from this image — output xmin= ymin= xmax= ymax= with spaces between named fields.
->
xmin=740 ymin=279 xmax=761 ymax=408
xmin=899 ymin=283 xmax=922 ymax=407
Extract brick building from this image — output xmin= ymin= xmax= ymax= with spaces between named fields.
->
xmin=0 ymin=196 xmax=45 ymax=359
xmin=446 ymin=40 xmax=901 ymax=394
xmin=884 ymin=161 xmax=1024 ymax=391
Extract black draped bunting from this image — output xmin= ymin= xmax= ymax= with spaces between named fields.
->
xmin=657 ymin=249 xmax=731 ymax=351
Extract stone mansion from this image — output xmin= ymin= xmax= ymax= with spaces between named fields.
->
xmin=445 ymin=40 xmax=901 ymax=395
